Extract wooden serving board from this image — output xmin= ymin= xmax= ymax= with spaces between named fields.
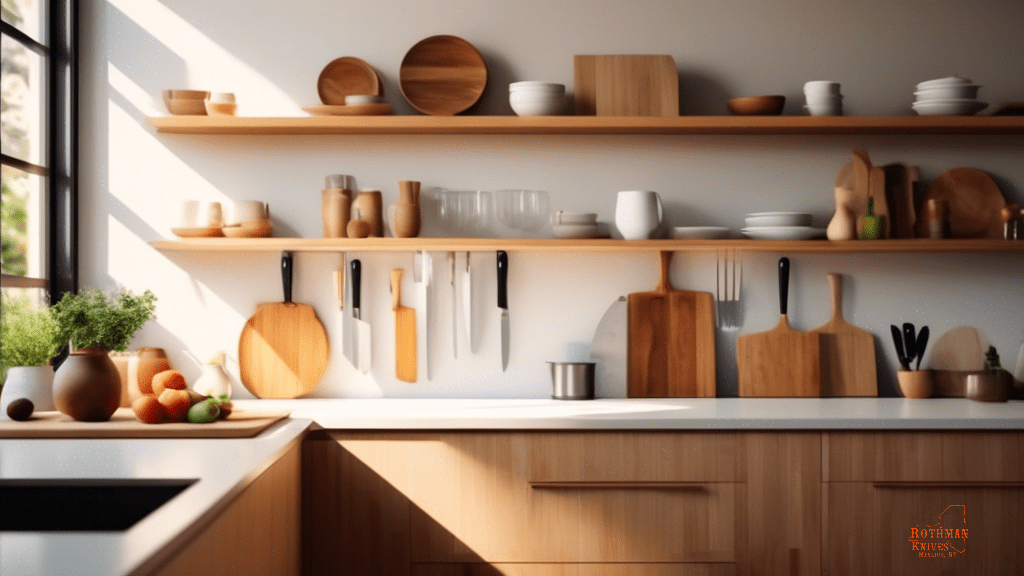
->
xmin=0 ymin=409 xmax=290 ymax=439
xmin=574 ymin=55 xmax=679 ymax=116
xmin=810 ymin=273 xmax=877 ymax=396
xmin=915 ymin=167 xmax=1006 ymax=239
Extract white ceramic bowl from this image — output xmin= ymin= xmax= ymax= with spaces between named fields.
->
xmin=803 ymin=81 xmax=841 ymax=95
xmin=225 ymin=200 xmax=269 ymax=225
xmin=804 ymin=94 xmax=843 ymax=103
xmin=552 ymin=223 xmax=601 ymax=239
xmin=510 ymin=82 xmax=565 ymax=93
xmin=742 ymin=226 xmax=826 ymax=241
xmin=916 ymin=76 xmax=972 ymax=90
xmin=345 ymin=94 xmax=384 ymax=105
xmin=670 ymin=226 xmax=730 ymax=239
xmin=914 ymin=85 xmax=981 ymax=100
xmin=745 ymin=212 xmax=812 ymax=227
xmin=510 ymin=92 xmax=565 ymax=116
xmin=551 ymin=211 xmax=598 ymax=225
xmin=804 ymin=102 xmax=843 ymax=116
xmin=207 ymin=92 xmax=235 ymax=104
xmin=912 ymin=99 xmax=987 ymax=116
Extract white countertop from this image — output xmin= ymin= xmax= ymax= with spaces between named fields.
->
xmin=0 ymin=418 xmax=310 ymax=576
xmin=234 ymin=397 xmax=1024 ymax=430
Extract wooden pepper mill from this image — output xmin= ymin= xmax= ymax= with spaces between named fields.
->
xmin=390 ymin=180 xmax=422 ymax=238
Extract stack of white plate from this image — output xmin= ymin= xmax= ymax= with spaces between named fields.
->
xmin=912 ymin=76 xmax=988 ymax=116
xmin=741 ymin=212 xmax=825 ymax=240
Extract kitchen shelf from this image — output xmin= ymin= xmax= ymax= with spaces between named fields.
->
xmin=147 ymin=115 xmax=1024 ymax=136
xmin=150 ymin=238 xmax=1024 ymax=254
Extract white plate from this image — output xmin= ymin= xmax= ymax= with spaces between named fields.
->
xmin=744 ymin=212 xmax=812 ymax=227
xmin=670 ymin=226 xmax=730 ymax=239
xmin=741 ymin=226 xmax=826 ymax=240
xmin=916 ymin=76 xmax=973 ymax=90
xmin=553 ymin=223 xmax=605 ymax=239
xmin=912 ymin=100 xmax=987 ymax=116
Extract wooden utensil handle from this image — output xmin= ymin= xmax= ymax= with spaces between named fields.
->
xmin=351 ymin=259 xmax=362 ymax=310
xmin=827 ymin=273 xmax=842 ymax=320
xmin=390 ymin=268 xmax=403 ymax=310
xmin=281 ymin=252 xmax=293 ymax=303
xmin=778 ymin=257 xmax=790 ymax=315
xmin=656 ymin=250 xmax=672 ymax=292
xmin=334 ymin=267 xmax=344 ymax=306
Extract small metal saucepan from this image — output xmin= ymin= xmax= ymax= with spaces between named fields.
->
xmin=548 ymin=361 xmax=595 ymax=400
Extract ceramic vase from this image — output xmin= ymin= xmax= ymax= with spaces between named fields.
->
xmin=827 ymin=187 xmax=857 ymax=241
xmin=897 ymin=370 xmax=933 ymax=399
xmin=128 ymin=347 xmax=171 ymax=403
xmin=193 ymin=361 xmax=232 ymax=398
xmin=53 ymin=348 xmax=122 ymax=421
xmin=1 ymin=365 xmax=56 ymax=416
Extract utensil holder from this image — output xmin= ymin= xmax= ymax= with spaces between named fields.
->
xmin=897 ymin=370 xmax=933 ymax=399
xmin=548 ymin=361 xmax=595 ymax=400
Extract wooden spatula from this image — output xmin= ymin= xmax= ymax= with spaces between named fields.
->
xmin=811 ymin=273 xmax=877 ymax=396
xmin=391 ymin=269 xmax=416 ymax=382
xmin=737 ymin=257 xmax=821 ymax=397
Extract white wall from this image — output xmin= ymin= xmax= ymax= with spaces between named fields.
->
xmin=79 ymin=0 xmax=1024 ymax=399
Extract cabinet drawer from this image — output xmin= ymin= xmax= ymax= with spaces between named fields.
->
xmin=824 ymin=432 xmax=1024 ymax=482
xmin=825 ymin=482 xmax=1024 ymax=575
xmin=411 ymin=563 xmax=737 ymax=576
xmin=530 ymin=432 xmax=740 ymax=482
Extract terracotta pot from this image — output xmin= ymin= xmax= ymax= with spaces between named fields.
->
xmin=53 ymin=348 xmax=122 ymax=421
xmin=897 ymin=370 xmax=933 ymax=399
xmin=128 ymin=347 xmax=171 ymax=403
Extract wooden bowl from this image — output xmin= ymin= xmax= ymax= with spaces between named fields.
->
xmin=897 ymin=370 xmax=933 ymax=399
xmin=204 ymin=101 xmax=237 ymax=116
xmin=727 ymin=95 xmax=786 ymax=116
xmin=165 ymin=98 xmax=208 ymax=115
xmin=400 ymin=35 xmax=487 ymax=116
xmin=222 ymin=220 xmax=273 ymax=238
xmin=317 ymin=57 xmax=381 ymax=105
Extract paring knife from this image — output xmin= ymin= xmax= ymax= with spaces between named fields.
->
xmin=351 ymin=259 xmax=372 ymax=374
xmin=414 ymin=251 xmax=433 ymax=380
xmin=462 ymin=252 xmax=472 ymax=353
xmin=449 ymin=252 xmax=457 ymax=358
xmin=334 ymin=255 xmax=354 ymax=367
xmin=497 ymin=250 xmax=509 ymax=371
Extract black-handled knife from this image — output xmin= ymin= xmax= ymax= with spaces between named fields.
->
xmin=351 ymin=259 xmax=362 ymax=319
xmin=497 ymin=250 xmax=509 ymax=371
xmin=281 ymin=252 xmax=293 ymax=304
xmin=778 ymin=257 xmax=790 ymax=316
xmin=915 ymin=326 xmax=930 ymax=370
xmin=902 ymin=323 xmax=917 ymax=369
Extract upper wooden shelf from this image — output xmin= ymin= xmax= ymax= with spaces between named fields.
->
xmin=150 ymin=238 xmax=1024 ymax=254
xmin=147 ymin=115 xmax=1024 ymax=136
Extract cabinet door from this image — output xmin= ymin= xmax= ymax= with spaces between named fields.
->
xmin=825 ymin=482 xmax=1024 ymax=575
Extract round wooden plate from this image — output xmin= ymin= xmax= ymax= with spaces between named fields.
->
xmin=317 ymin=57 xmax=381 ymax=105
xmin=917 ymin=167 xmax=1006 ymax=238
xmin=303 ymin=103 xmax=393 ymax=116
xmin=399 ymin=35 xmax=487 ymax=116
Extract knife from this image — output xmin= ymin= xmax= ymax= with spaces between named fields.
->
xmin=351 ymin=259 xmax=371 ymax=373
xmin=334 ymin=255 xmax=354 ymax=367
xmin=414 ymin=251 xmax=433 ymax=380
xmin=449 ymin=252 xmax=458 ymax=358
xmin=462 ymin=251 xmax=473 ymax=353
xmin=497 ymin=250 xmax=509 ymax=371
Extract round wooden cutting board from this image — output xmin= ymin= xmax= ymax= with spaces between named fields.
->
xmin=317 ymin=57 xmax=381 ymax=105
xmin=399 ymin=35 xmax=487 ymax=116
xmin=917 ymin=167 xmax=1006 ymax=239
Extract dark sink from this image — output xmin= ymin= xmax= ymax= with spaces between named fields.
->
xmin=0 ymin=479 xmax=195 ymax=531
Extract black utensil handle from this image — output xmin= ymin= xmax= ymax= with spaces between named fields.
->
xmin=902 ymin=323 xmax=917 ymax=363
xmin=891 ymin=324 xmax=909 ymax=369
xmin=351 ymin=259 xmax=362 ymax=310
xmin=281 ymin=252 xmax=293 ymax=303
xmin=778 ymin=257 xmax=790 ymax=316
xmin=915 ymin=326 xmax=930 ymax=370
xmin=497 ymin=250 xmax=508 ymax=309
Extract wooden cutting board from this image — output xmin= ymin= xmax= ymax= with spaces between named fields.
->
xmin=317 ymin=56 xmax=381 ymax=105
xmin=399 ymin=35 xmax=487 ymax=116
xmin=574 ymin=55 xmax=679 ymax=116
xmin=914 ymin=167 xmax=1006 ymax=239
xmin=392 ymin=269 xmax=417 ymax=382
xmin=928 ymin=326 xmax=990 ymax=371
xmin=737 ymin=257 xmax=821 ymax=397
xmin=0 ymin=409 xmax=289 ymax=438
xmin=811 ymin=273 xmax=877 ymax=396
xmin=882 ymin=163 xmax=918 ymax=239
xmin=628 ymin=251 xmax=715 ymax=397
xmin=239 ymin=254 xmax=329 ymax=398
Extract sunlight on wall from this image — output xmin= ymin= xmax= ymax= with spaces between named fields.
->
xmin=108 ymin=63 xmax=161 ymax=116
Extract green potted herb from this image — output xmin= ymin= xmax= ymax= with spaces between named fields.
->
xmin=0 ymin=297 xmax=63 ymax=417
xmin=50 ymin=288 xmax=157 ymax=421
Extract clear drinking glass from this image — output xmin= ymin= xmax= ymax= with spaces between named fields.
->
xmin=496 ymin=190 xmax=550 ymax=235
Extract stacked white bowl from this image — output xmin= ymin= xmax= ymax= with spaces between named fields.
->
xmin=803 ymin=81 xmax=842 ymax=116
xmin=912 ymin=76 xmax=987 ymax=116
xmin=742 ymin=212 xmax=825 ymax=240
xmin=509 ymin=82 xmax=566 ymax=116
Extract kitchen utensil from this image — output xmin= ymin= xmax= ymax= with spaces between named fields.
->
xmin=615 ymin=191 xmax=663 ymax=240
xmin=237 ymin=253 xmax=329 ymax=398
xmin=461 ymin=252 xmax=473 ymax=352
xmin=334 ymin=261 xmax=353 ymax=368
xmin=589 ymin=296 xmax=628 ymax=397
xmin=400 ymin=35 xmax=487 ymax=116
xmin=965 ymin=371 xmax=1012 ymax=402
xmin=548 ymin=362 xmax=596 ymax=400
xmin=317 ymin=56 xmax=381 ymax=105
xmin=0 ymin=409 xmax=289 ymax=439
xmin=716 ymin=250 xmax=743 ymax=331
xmin=302 ymin=104 xmax=393 ymax=116
xmin=737 ymin=257 xmax=821 ymax=397
xmin=928 ymin=326 xmax=990 ymax=371
xmin=628 ymin=251 xmax=716 ymax=397
xmin=497 ymin=250 xmax=510 ymax=371
xmin=811 ymin=273 xmax=877 ymax=396
xmin=388 ymin=180 xmax=421 ymax=238
xmin=916 ymin=168 xmax=1007 ymax=239
xmin=915 ymin=326 xmax=930 ymax=370
xmin=392 ymin=268 xmax=416 ymax=382
xmin=672 ymin=226 xmax=730 ymax=239
xmin=740 ymin=227 xmax=826 ymax=240
xmin=902 ymin=323 xmax=917 ymax=370
xmin=897 ymin=370 xmax=933 ymax=399
xmin=891 ymin=325 xmax=910 ymax=370
xmin=351 ymin=259 xmax=371 ymax=374
xmin=449 ymin=252 xmax=458 ymax=359
xmin=917 ymin=76 xmax=973 ymax=90
xmin=414 ymin=251 xmax=433 ymax=380
xmin=726 ymin=95 xmax=785 ymax=116
xmin=573 ymin=55 xmax=679 ymax=116
xmin=804 ymin=96 xmax=843 ymax=116
xmin=745 ymin=212 xmax=812 ymax=228
xmin=436 ymin=190 xmax=493 ymax=237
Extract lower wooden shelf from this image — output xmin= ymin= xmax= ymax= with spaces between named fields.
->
xmin=149 ymin=237 xmax=1024 ymax=254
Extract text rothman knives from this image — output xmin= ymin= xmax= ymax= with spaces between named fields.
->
xmin=497 ymin=250 xmax=509 ymax=371
xmin=449 ymin=252 xmax=458 ymax=358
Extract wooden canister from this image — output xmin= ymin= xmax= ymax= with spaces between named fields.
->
xmin=353 ymin=189 xmax=384 ymax=237
xmin=322 ymin=175 xmax=353 ymax=238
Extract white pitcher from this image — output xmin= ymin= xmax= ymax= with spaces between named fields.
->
xmin=615 ymin=191 xmax=663 ymax=240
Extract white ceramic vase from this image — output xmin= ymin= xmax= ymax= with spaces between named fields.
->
xmin=1 ymin=365 xmax=56 ymax=416
xmin=192 ymin=363 xmax=232 ymax=398
xmin=615 ymin=191 xmax=663 ymax=240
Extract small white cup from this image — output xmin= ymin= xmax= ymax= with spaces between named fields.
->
xmin=225 ymin=200 xmax=269 ymax=225
xmin=804 ymin=81 xmax=841 ymax=95
xmin=176 ymin=200 xmax=223 ymax=227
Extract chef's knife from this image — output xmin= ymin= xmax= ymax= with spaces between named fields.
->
xmin=462 ymin=252 xmax=473 ymax=353
xmin=351 ymin=259 xmax=372 ymax=373
xmin=414 ymin=251 xmax=433 ymax=380
xmin=497 ymin=250 xmax=509 ymax=371
xmin=449 ymin=252 xmax=458 ymax=358
xmin=891 ymin=324 xmax=909 ymax=370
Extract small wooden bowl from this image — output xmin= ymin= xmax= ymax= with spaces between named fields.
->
xmin=898 ymin=370 xmax=933 ymax=399
xmin=727 ymin=95 xmax=786 ymax=116
xmin=204 ymin=101 xmax=237 ymax=116
xmin=222 ymin=220 xmax=273 ymax=238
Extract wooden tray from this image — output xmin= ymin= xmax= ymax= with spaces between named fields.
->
xmin=0 ymin=408 xmax=290 ymax=438
xmin=399 ymin=35 xmax=487 ymax=116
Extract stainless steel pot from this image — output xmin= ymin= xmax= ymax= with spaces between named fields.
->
xmin=548 ymin=361 xmax=595 ymax=400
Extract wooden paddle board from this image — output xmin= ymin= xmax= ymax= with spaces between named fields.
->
xmin=811 ymin=273 xmax=877 ymax=396
xmin=628 ymin=251 xmax=715 ymax=397
xmin=737 ymin=257 xmax=821 ymax=397
xmin=238 ymin=253 xmax=329 ymax=398
xmin=392 ymin=268 xmax=417 ymax=382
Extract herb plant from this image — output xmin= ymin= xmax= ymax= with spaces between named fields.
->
xmin=51 ymin=288 xmax=157 ymax=352
xmin=0 ymin=297 xmax=63 ymax=381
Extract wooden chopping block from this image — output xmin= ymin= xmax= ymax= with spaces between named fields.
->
xmin=811 ymin=273 xmax=877 ymax=396
xmin=574 ymin=55 xmax=679 ymax=116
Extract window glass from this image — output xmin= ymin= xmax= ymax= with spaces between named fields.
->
xmin=1 ymin=0 xmax=46 ymax=45
xmin=1 ymin=166 xmax=46 ymax=278
xmin=2 ymin=33 xmax=47 ymax=167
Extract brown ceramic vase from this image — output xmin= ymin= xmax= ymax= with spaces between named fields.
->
xmin=53 ymin=348 xmax=122 ymax=421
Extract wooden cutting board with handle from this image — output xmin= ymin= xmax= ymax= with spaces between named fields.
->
xmin=811 ymin=273 xmax=877 ymax=396
xmin=737 ymin=257 xmax=821 ymax=397
xmin=238 ymin=253 xmax=329 ymax=398
xmin=392 ymin=268 xmax=417 ymax=382
xmin=574 ymin=55 xmax=679 ymax=116
xmin=628 ymin=251 xmax=715 ymax=397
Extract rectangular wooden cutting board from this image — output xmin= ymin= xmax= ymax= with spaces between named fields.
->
xmin=574 ymin=55 xmax=679 ymax=116
xmin=0 ymin=409 xmax=290 ymax=438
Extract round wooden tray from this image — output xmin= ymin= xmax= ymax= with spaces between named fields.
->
xmin=317 ymin=57 xmax=381 ymax=105
xmin=917 ymin=167 xmax=1006 ymax=239
xmin=399 ymin=35 xmax=487 ymax=116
